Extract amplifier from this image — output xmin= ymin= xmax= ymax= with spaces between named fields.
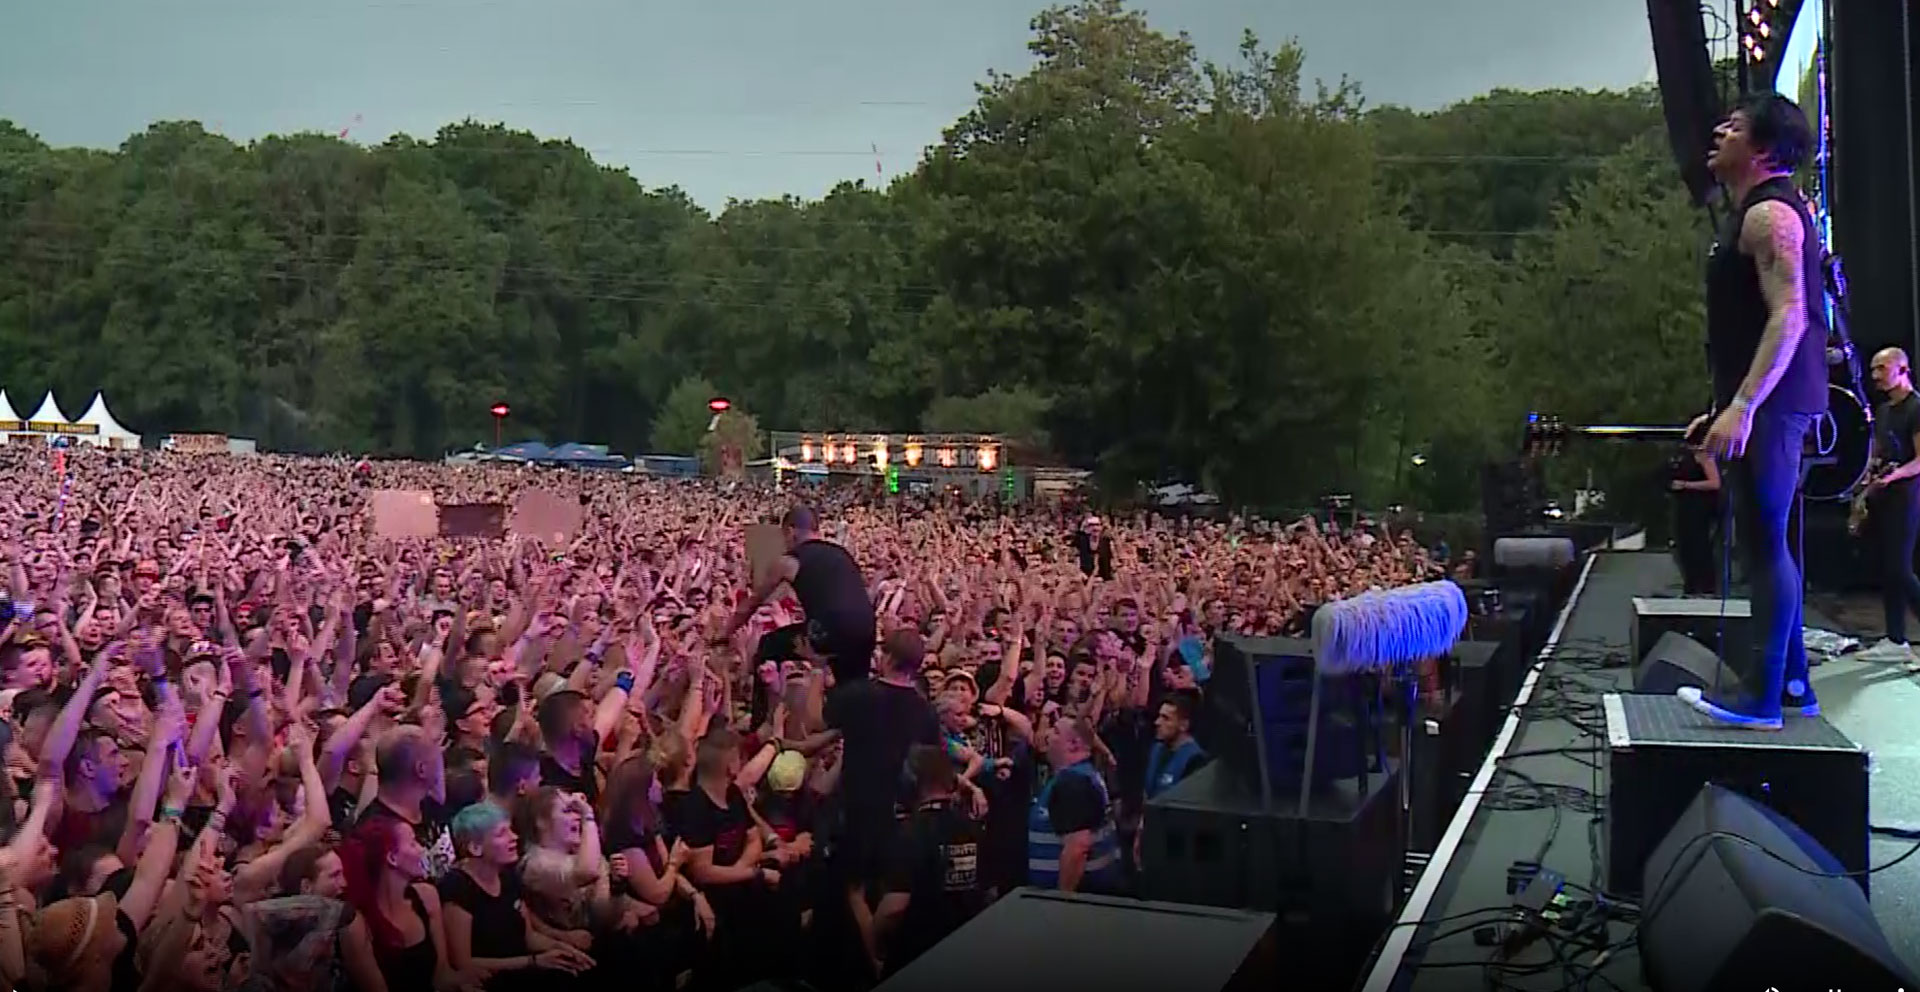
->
xmin=1631 ymin=597 xmax=1752 ymax=678
xmin=1600 ymin=692 xmax=1869 ymax=897
xmin=875 ymin=889 xmax=1278 ymax=992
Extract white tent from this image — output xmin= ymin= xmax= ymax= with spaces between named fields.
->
xmin=0 ymin=391 xmax=18 ymax=425
xmin=27 ymin=393 xmax=68 ymax=426
xmin=74 ymin=393 xmax=142 ymax=449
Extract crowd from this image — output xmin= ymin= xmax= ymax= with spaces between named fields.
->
xmin=0 ymin=445 xmax=1443 ymax=992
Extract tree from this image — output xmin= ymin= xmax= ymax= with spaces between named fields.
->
xmin=0 ymin=0 xmax=1697 ymax=520
xmin=700 ymin=409 xmax=761 ymax=475
xmin=1368 ymin=88 xmax=1666 ymax=256
xmin=1496 ymin=139 xmax=1712 ymax=525
xmin=650 ymin=376 xmax=722 ymax=455
xmin=922 ymin=387 xmax=1053 ymax=447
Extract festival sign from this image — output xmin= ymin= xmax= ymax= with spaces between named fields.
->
xmin=169 ymin=433 xmax=230 ymax=454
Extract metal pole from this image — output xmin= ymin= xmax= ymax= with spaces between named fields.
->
xmin=1903 ymin=0 xmax=1919 ymax=360
xmin=494 ymin=416 xmax=502 ymax=449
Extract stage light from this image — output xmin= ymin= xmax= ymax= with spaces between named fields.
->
xmin=1747 ymin=6 xmax=1762 ymax=25
xmin=708 ymin=397 xmax=731 ymax=413
xmin=1759 ymin=22 xmax=1771 ymax=38
xmin=978 ymin=446 xmax=997 ymax=472
xmin=842 ymin=444 xmax=857 ymax=464
xmin=905 ymin=443 xmax=923 ymax=467
xmin=873 ymin=442 xmax=889 ymax=468
xmin=801 ymin=441 xmax=813 ymax=462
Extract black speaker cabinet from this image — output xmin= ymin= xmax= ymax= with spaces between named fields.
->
xmin=1139 ymin=761 xmax=1402 ymax=932
xmin=875 ymin=889 xmax=1279 ymax=992
xmin=1631 ymin=597 xmax=1752 ymax=680
xmin=1602 ymin=693 xmax=1869 ymax=898
xmin=1640 ymin=784 xmax=1916 ymax=992
xmin=1632 ymin=632 xmax=1740 ymax=696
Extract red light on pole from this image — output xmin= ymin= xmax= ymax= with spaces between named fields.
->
xmin=708 ymin=397 xmax=731 ymax=413
xmin=490 ymin=402 xmax=510 ymax=448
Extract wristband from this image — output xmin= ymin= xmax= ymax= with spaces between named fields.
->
xmin=1727 ymin=396 xmax=1752 ymax=412
xmin=614 ymin=671 xmax=635 ymax=693
xmin=159 ymin=805 xmax=184 ymax=822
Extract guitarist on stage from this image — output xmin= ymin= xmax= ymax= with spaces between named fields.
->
xmin=1679 ymin=93 xmax=1828 ymax=730
xmin=1849 ymin=348 xmax=1920 ymax=671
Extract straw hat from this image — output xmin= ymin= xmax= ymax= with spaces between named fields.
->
xmin=29 ymin=892 xmax=122 ymax=987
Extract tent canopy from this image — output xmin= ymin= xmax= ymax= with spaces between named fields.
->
xmin=28 ymin=393 xmax=68 ymax=424
xmin=75 ymin=393 xmax=141 ymax=443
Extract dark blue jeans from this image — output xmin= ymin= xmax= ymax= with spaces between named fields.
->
xmin=1722 ymin=409 xmax=1815 ymax=711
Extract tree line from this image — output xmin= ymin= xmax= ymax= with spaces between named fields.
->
xmin=0 ymin=0 xmax=1713 ymax=513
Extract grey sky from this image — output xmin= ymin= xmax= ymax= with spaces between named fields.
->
xmin=0 ymin=0 xmax=1659 ymax=210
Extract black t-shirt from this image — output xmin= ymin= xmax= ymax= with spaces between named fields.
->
xmin=659 ymin=788 xmax=694 ymax=848
xmin=757 ymin=788 xmax=815 ymax=844
xmin=328 ymin=786 xmax=359 ymax=834
xmin=883 ymin=799 xmax=987 ymax=966
xmin=679 ymin=784 xmax=755 ymax=885
xmin=789 ymin=539 xmax=876 ymax=645
xmin=1047 ymin=772 xmax=1107 ymax=835
xmin=539 ymin=753 xmax=600 ymax=808
xmin=356 ymin=798 xmax=440 ymax=849
xmin=1876 ymin=392 xmax=1920 ymax=497
xmin=438 ymin=868 xmax=529 ymax=959
xmin=1072 ymin=533 xmax=1114 ymax=580
xmin=111 ymin=909 xmax=140 ymax=992
xmin=823 ymin=680 xmax=940 ymax=832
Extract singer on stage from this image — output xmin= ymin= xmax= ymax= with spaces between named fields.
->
xmin=1679 ymin=92 xmax=1827 ymax=730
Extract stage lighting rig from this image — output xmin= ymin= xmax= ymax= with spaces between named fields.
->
xmin=1738 ymin=0 xmax=1801 ymax=75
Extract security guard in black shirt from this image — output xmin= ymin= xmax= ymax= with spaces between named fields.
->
xmin=873 ymin=744 xmax=988 ymax=978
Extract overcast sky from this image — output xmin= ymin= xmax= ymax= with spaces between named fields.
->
xmin=1 ymin=0 xmax=1660 ymax=209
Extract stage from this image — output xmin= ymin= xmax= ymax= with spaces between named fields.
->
xmin=1362 ymin=550 xmax=1920 ymax=990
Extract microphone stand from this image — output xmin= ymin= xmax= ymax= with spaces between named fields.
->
xmin=1825 ymin=252 xmax=1873 ymax=425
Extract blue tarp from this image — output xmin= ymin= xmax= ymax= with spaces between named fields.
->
xmin=490 ymin=441 xmax=627 ymax=469
xmin=492 ymin=441 xmax=552 ymax=461
xmin=548 ymin=443 xmax=610 ymax=461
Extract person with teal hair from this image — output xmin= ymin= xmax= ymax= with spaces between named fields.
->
xmin=437 ymin=802 xmax=594 ymax=985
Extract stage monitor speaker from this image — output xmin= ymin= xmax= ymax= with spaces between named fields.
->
xmin=1639 ymin=783 xmax=1916 ymax=992
xmin=876 ymin=889 xmax=1278 ymax=992
xmin=1632 ymin=632 xmax=1738 ymax=696
xmin=1645 ymin=0 xmax=1720 ymax=206
xmin=1199 ymin=636 xmax=1383 ymax=805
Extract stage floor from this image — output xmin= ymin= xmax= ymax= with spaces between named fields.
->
xmin=1366 ymin=550 xmax=1920 ymax=990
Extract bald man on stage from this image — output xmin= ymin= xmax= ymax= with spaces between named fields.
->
xmin=1852 ymin=348 xmax=1920 ymax=671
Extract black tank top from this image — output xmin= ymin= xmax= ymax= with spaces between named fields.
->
xmin=789 ymin=539 xmax=875 ymax=638
xmin=1705 ymin=175 xmax=1829 ymax=414
xmin=376 ymin=887 xmax=439 ymax=991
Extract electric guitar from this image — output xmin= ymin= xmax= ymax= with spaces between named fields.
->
xmin=1523 ymin=389 xmax=1875 ymax=504
xmin=1850 ymin=460 xmax=1889 ymax=536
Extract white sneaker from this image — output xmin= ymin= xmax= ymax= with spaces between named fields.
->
xmin=1854 ymin=638 xmax=1916 ymax=664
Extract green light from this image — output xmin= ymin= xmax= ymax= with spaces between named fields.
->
xmin=886 ymin=464 xmax=900 ymax=494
